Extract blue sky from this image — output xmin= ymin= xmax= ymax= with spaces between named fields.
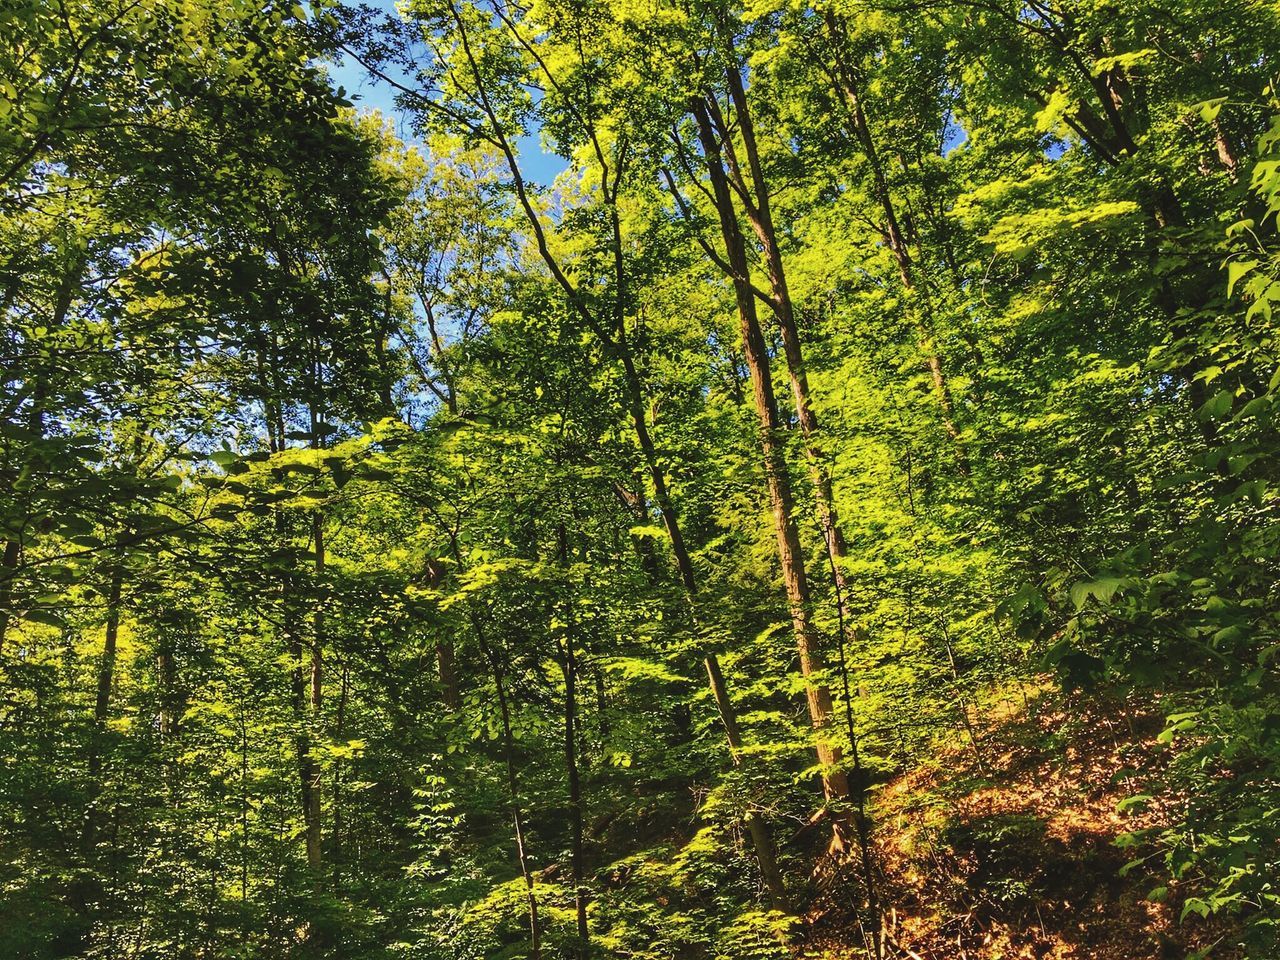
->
xmin=324 ymin=19 xmax=570 ymax=185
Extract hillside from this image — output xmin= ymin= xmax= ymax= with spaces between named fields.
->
xmin=806 ymin=688 xmax=1239 ymax=960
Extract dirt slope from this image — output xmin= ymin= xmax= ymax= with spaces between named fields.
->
xmin=802 ymin=686 xmax=1240 ymax=960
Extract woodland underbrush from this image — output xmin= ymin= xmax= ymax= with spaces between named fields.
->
xmin=805 ymin=685 xmax=1243 ymax=960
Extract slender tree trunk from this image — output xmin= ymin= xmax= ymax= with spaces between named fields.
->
xmin=157 ymin=641 xmax=177 ymax=737
xmin=593 ymin=658 xmax=610 ymax=744
xmin=0 ymin=383 xmax=38 ymax=653
xmin=1 ymin=261 xmax=79 ymax=654
xmin=332 ymin=662 xmax=350 ymax=888
xmin=445 ymin=525 xmax=543 ymax=956
xmin=91 ymin=565 xmax=124 ymax=761
xmin=239 ymin=699 xmax=249 ymax=902
xmin=705 ymin=655 xmax=785 ymax=899
xmin=424 ymin=558 xmax=462 ymax=709
xmin=436 ymin=640 xmax=460 ymax=710
xmin=290 ymin=630 xmax=323 ymax=874
xmin=692 ymin=96 xmax=852 ymax=814
xmin=1211 ymin=120 xmax=1240 ymax=181
xmin=300 ymin=532 xmax=323 ymax=874
xmin=559 ymin=634 xmax=590 ymax=958
xmin=82 ymin=562 xmax=124 ymax=855
xmin=299 ymin=404 xmax=328 ymax=877
xmin=259 ymin=358 xmax=323 ymax=879
xmin=717 ymin=61 xmax=857 ymax=631
xmin=0 ymin=538 xmax=20 ymax=656
xmin=488 ymin=646 xmax=542 ymax=960
xmin=614 ymin=475 xmax=662 ymax=579
xmin=622 ymin=456 xmax=787 ymax=899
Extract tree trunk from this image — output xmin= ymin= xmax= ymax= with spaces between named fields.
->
xmin=559 ymin=635 xmax=590 ymax=958
xmin=82 ymin=562 xmax=125 ymax=855
xmin=692 ymin=95 xmax=852 ymax=813
xmin=265 ymin=383 xmax=322 ymax=879
xmin=424 ymin=558 xmax=462 ymax=709
xmin=622 ymin=450 xmax=787 ymax=899
xmin=717 ymin=60 xmax=857 ymax=633
xmin=297 ymin=414 xmax=325 ymax=877
xmin=91 ymin=565 xmax=124 ymax=766
xmin=445 ymin=518 xmax=543 ymax=956
xmin=489 ymin=646 xmax=542 ymax=959
xmin=613 ymin=475 xmax=663 ymax=579
xmin=705 ymin=654 xmax=786 ymax=899
xmin=436 ymin=640 xmax=460 ymax=710
xmin=332 ymin=662 xmax=350 ymax=887
xmin=1 ymin=261 xmax=80 ymax=654
xmin=157 ymin=641 xmax=177 ymax=737
xmin=0 ymin=538 xmax=21 ymax=657
xmin=291 ymin=630 xmax=323 ymax=874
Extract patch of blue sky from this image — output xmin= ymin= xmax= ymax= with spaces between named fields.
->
xmin=939 ymin=115 xmax=1069 ymax=161
xmin=943 ymin=119 xmax=968 ymax=155
xmin=323 ymin=23 xmax=568 ymax=185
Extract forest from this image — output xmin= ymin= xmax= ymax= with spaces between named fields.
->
xmin=2 ymin=0 xmax=1279 ymax=957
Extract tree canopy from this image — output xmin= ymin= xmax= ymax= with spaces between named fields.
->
xmin=2 ymin=0 xmax=1280 ymax=956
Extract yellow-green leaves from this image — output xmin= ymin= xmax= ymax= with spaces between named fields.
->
xmin=1091 ymin=49 xmax=1156 ymax=76
xmin=982 ymin=201 xmax=1140 ymax=258
xmin=1227 ymin=258 xmax=1259 ymax=298
xmin=1195 ymin=96 xmax=1228 ymax=124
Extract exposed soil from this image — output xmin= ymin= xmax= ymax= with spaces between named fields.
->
xmin=801 ymin=684 xmax=1242 ymax=960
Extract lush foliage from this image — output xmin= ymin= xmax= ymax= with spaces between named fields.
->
xmin=2 ymin=0 xmax=1279 ymax=956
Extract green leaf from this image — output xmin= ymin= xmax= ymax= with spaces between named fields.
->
xmin=1069 ymin=575 xmax=1128 ymax=609
xmin=1198 ymin=390 xmax=1233 ymax=421
xmin=628 ymin=524 xmax=668 ymax=539
xmin=1181 ymin=897 xmax=1211 ymax=920
xmin=1116 ymin=794 xmax=1152 ymax=814
xmin=1227 ymin=259 xmax=1259 ymax=298
xmin=1196 ymin=97 xmax=1227 ymax=123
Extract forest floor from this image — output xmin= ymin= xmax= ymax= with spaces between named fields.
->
xmin=801 ymin=683 xmax=1240 ymax=960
